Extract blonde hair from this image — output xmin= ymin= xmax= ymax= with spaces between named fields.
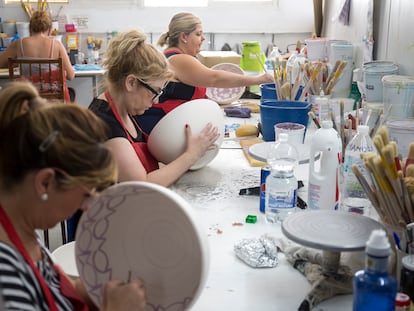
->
xmin=103 ymin=29 xmax=173 ymax=91
xmin=157 ymin=12 xmax=202 ymax=48
xmin=0 ymin=104 xmax=117 ymax=192
xmin=29 ymin=10 xmax=52 ymax=34
xmin=0 ymin=81 xmax=45 ymax=132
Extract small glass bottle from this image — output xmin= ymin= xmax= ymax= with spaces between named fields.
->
xmin=265 ymin=133 xmax=298 ymax=223
xmin=353 ymin=229 xmax=397 ymax=311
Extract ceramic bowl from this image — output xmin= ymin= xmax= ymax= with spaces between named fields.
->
xmin=206 ymin=63 xmax=246 ymax=105
xmin=148 ymin=98 xmax=224 ymax=170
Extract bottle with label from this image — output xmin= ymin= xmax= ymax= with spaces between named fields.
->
xmin=308 ymin=120 xmax=342 ymax=210
xmin=265 ymin=133 xmax=298 ymax=223
xmin=353 ymin=229 xmax=397 ymax=311
xmin=87 ymin=44 xmax=95 ymax=64
xmin=265 ymin=46 xmax=282 ymax=71
xmin=341 ymin=125 xmax=376 ymax=215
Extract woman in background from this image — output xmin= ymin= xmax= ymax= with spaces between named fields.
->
xmin=0 ymin=81 xmax=46 ymax=132
xmin=0 ymin=103 xmax=146 ymax=310
xmin=0 ymin=10 xmax=75 ymax=102
xmin=137 ymin=12 xmax=274 ymax=133
xmin=89 ymin=29 xmax=219 ymax=187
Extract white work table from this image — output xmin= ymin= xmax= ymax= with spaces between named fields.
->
xmin=0 ymin=68 xmax=104 ymax=107
xmin=52 ymin=114 xmax=354 ymax=310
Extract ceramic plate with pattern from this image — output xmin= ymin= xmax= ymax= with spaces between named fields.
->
xmin=75 ymin=181 xmax=209 ymax=310
xmin=206 ymin=63 xmax=246 ymax=105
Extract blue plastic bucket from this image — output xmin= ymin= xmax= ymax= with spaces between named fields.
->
xmin=363 ymin=61 xmax=399 ymax=102
xmin=260 ymin=83 xmax=303 ymax=101
xmin=260 ymin=100 xmax=311 ymax=141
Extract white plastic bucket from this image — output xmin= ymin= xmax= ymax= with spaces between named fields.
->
xmin=16 ymin=22 xmax=30 ymax=38
xmin=329 ymin=42 xmax=354 ymax=97
xmin=386 ymin=119 xmax=414 ymax=157
xmin=382 ymin=75 xmax=414 ymax=119
xmin=1 ymin=22 xmax=16 ymax=37
xmin=363 ymin=61 xmax=399 ymax=102
xmin=305 ymin=37 xmax=327 ymax=61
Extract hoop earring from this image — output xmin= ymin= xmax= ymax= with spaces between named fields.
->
xmin=41 ymin=193 xmax=48 ymax=201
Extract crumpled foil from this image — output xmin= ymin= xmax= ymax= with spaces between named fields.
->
xmin=234 ymin=235 xmax=278 ymax=268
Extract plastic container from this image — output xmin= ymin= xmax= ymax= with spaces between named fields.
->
xmin=16 ymin=22 xmax=29 ymax=38
xmin=259 ymin=100 xmax=310 ymax=142
xmin=1 ymin=21 xmax=16 ymax=37
xmin=304 ymin=37 xmax=327 ymax=61
xmin=382 ymin=75 xmax=414 ymax=119
xmin=239 ymin=41 xmax=265 ymax=72
xmin=386 ymin=119 xmax=414 ymax=158
xmin=341 ymin=125 xmax=376 ymax=215
xmin=363 ymin=61 xmax=399 ymax=102
xmin=353 ymin=229 xmax=397 ymax=311
xmin=265 ymin=133 xmax=298 ymax=223
xmin=329 ymin=42 xmax=354 ymax=98
xmin=265 ymin=46 xmax=282 ymax=70
xmin=308 ymin=120 xmax=342 ymax=210
xmin=260 ymin=82 xmax=303 ymax=101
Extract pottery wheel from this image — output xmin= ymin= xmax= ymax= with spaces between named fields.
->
xmin=282 ymin=210 xmax=384 ymax=272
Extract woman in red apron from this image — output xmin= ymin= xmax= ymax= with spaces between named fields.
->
xmin=0 ymin=102 xmax=146 ymax=311
xmin=0 ymin=11 xmax=75 ymax=102
xmin=137 ymin=12 xmax=274 ymax=134
xmin=89 ymin=29 xmax=219 ymax=187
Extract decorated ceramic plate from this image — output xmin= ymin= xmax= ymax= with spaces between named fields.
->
xmin=206 ymin=63 xmax=246 ymax=105
xmin=148 ymin=98 xmax=224 ymax=170
xmin=75 ymin=181 xmax=209 ymax=310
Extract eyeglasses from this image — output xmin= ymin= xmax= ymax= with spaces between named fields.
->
xmin=136 ymin=78 xmax=165 ymax=101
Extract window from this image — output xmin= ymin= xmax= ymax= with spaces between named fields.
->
xmin=144 ymin=0 xmax=273 ymax=6
xmin=4 ymin=0 xmax=68 ymax=3
xmin=144 ymin=0 xmax=207 ymax=6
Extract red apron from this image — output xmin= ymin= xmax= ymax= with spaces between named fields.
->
xmin=105 ymin=91 xmax=159 ymax=173
xmin=152 ymin=48 xmax=207 ymax=113
xmin=0 ymin=205 xmax=88 ymax=311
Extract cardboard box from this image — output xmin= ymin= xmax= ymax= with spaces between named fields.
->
xmin=197 ymin=51 xmax=241 ymax=68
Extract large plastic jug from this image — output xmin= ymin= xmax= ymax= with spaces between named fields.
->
xmin=308 ymin=120 xmax=342 ymax=210
xmin=240 ymin=41 xmax=265 ymax=72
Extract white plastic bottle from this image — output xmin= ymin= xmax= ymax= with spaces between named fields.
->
xmin=353 ymin=229 xmax=397 ymax=311
xmin=342 ymin=125 xmax=376 ymax=215
xmin=265 ymin=46 xmax=282 ymax=70
xmin=265 ymin=133 xmax=298 ymax=223
xmin=308 ymin=120 xmax=342 ymax=210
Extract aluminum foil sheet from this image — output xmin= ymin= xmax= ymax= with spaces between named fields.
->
xmin=234 ymin=235 xmax=279 ymax=268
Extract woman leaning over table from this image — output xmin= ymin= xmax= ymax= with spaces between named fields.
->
xmin=136 ymin=12 xmax=274 ymax=133
xmin=0 ymin=10 xmax=75 ymax=101
xmin=0 ymin=104 xmax=146 ymax=311
xmin=89 ymin=29 xmax=219 ymax=187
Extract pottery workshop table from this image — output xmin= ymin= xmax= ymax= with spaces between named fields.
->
xmin=52 ymin=113 xmax=355 ymax=310
xmin=170 ymin=139 xmax=353 ymax=311
xmin=0 ymin=68 xmax=104 ymax=107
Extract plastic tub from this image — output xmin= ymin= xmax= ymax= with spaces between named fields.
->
xmin=382 ymin=75 xmax=414 ymax=119
xmin=260 ymin=82 xmax=303 ymax=101
xmin=260 ymin=100 xmax=311 ymax=141
xmin=304 ymin=37 xmax=327 ymax=61
xmin=386 ymin=119 xmax=414 ymax=158
xmin=363 ymin=61 xmax=399 ymax=102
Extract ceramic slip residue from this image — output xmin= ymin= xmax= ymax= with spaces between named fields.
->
xmin=171 ymin=168 xmax=258 ymax=206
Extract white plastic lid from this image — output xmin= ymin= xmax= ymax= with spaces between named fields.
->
xmin=366 ymin=229 xmax=390 ymax=257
